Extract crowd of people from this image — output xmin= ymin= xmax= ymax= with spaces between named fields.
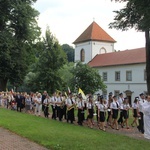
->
xmin=0 ymin=90 xmax=150 ymax=139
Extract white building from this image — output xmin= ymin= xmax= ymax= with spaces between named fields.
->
xmin=73 ymin=21 xmax=147 ymax=104
xmin=73 ymin=21 xmax=116 ymax=64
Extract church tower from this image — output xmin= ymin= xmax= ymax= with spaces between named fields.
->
xmin=73 ymin=21 xmax=116 ymax=64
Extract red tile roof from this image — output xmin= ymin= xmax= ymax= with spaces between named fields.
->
xmin=73 ymin=21 xmax=116 ymax=44
xmin=88 ymin=47 xmax=146 ymax=67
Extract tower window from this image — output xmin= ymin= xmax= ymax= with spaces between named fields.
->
xmin=100 ymin=47 xmax=106 ymax=54
xmin=80 ymin=49 xmax=85 ymax=62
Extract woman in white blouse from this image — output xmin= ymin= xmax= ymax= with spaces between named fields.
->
xmin=95 ymin=95 xmax=101 ymax=125
xmin=98 ymin=96 xmax=107 ymax=131
xmin=110 ymin=96 xmax=120 ymax=130
xmin=131 ymin=97 xmax=139 ymax=127
xmin=34 ymin=93 xmax=42 ymax=116
xmin=106 ymin=94 xmax=113 ymax=127
xmin=87 ymin=96 xmax=94 ymax=128
xmin=122 ymin=97 xmax=130 ymax=129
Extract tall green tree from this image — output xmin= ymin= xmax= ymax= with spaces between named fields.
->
xmin=58 ymin=62 xmax=74 ymax=91
xmin=61 ymin=44 xmax=74 ymax=62
xmin=0 ymin=0 xmax=40 ymax=91
xmin=109 ymin=0 xmax=150 ymax=94
xmin=33 ymin=27 xmax=67 ymax=94
xmin=71 ymin=62 xmax=106 ymax=94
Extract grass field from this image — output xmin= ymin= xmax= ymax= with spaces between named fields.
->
xmin=0 ymin=108 xmax=149 ymax=150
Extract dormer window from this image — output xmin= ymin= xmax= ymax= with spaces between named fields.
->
xmin=80 ymin=49 xmax=85 ymax=62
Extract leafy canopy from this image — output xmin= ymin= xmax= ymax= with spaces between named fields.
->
xmin=110 ymin=0 xmax=150 ymax=94
xmin=25 ymin=27 xmax=67 ymax=94
xmin=61 ymin=44 xmax=74 ymax=62
xmin=71 ymin=62 xmax=106 ymax=94
xmin=0 ymin=0 xmax=40 ymax=90
xmin=110 ymin=0 xmax=150 ymax=31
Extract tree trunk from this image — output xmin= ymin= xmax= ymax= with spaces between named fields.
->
xmin=0 ymin=79 xmax=8 ymax=91
xmin=145 ymin=30 xmax=150 ymax=95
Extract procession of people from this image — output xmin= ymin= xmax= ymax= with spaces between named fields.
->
xmin=0 ymin=90 xmax=150 ymax=140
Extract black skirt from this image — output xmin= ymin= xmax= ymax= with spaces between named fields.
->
xmin=67 ymin=108 xmax=75 ymax=122
xmin=123 ymin=110 xmax=129 ymax=119
xmin=133 ymin=109 xmax=138 ymax=118
xmin=112 ymin=109 xmax=118 ymax=119
xmin=87 ymin=109 xmax=94 ymax=119
xmin=99 ymin=111 xmax=105 ymax=122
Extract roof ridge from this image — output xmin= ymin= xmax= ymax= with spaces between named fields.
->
xmin=90 ymin=21 xmax=95 ymax=40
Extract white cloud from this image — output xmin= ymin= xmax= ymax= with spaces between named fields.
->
xmin=33 ymin=0 xmax=145 ymax=50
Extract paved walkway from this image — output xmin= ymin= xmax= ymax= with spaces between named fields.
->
xmin=0 ymin=127 xmax=49 ymax=150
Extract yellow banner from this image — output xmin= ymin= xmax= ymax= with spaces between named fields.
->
xmin=78 ymin=88 xmax=86 ymax=99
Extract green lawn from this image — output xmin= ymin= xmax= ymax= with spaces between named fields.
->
xmin=0 ymin=108 xmax=149 ymax=150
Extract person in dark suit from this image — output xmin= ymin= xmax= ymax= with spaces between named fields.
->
xmin=16 ymin=92 xmax=21 ymax=112
xmin=51 ymin=92 xmax=57 ymax=120
xmin=56 ymin=92 xmax=64 ymax=121
xmin=43 ymin=95 xmax=50 ymax=118
xmin=42 ymin=91 xmax=47 ymax=111
xmin=20 ymin=93 xmax=25 ymax=111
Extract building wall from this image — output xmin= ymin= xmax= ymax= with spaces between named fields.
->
xmin=97 ymin=63 xmax=147 ymax=104
xmin=74 ymin=36 xmax=146 ymax=104
xmin=75 ymin=41 xmax=92 ymax=64
xmin=91 ymin=41 xmax=114 ymax=58
xmin=74 ymin=41 xmax=114 ymax=63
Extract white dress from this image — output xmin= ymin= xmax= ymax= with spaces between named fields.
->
xmin=142 ymin=101 xmax=150 ymax=139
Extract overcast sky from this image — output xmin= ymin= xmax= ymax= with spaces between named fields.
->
xmin=33 ymin=0 xmax=145 ymax=50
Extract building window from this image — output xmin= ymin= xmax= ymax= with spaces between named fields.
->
xmin=80 ymin=49 xmax=85 ymax=62
xmin=115 ymin=71 xmax=120 ymax=81
xmin=114 ymin=90 xmax=120 ymax=98
xmin=100 ymin=47 xmax=106 ymax=54
xmin=144 ymin=69 xmax=147 ymax=81
xmin=103 ymin=72 xmax=107 ymax=81
xmin=126 ymin=71 xmax=132 ymax=81
xmin=102 ymin=90 xmax=107 ymax=99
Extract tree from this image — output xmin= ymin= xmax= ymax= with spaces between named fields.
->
xmin=109 ymin=0 xmax=150 ymax=94
xmin=31 ymin=27 xmax=67 ymax=94
xmin=71 ymin=62 xmax=106 ymax=94
xmin=0 ymin=0 xmax=40 ymax=91
xmin=61 ymin=44 xmax=75 ymax=62
xmin=58 ymin=62 xmax=74 ymax=91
